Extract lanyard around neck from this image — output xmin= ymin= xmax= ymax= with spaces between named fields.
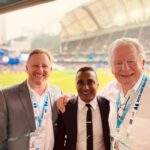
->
xmin=32 ymin=93 xmax=49 ymax=127
xmin=116 ymin=75 xmax=147 ymax=129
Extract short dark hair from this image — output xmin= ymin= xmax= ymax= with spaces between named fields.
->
xmin=76 ymin=66 xmax=98 ymax=79
xmin=27 ymin=48 xmax=52 ymax=62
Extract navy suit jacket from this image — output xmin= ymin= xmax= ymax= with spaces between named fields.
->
xmin=54 ymin=96 xmax=110 ymax=150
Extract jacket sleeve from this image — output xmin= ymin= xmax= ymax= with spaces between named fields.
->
xmin=0 ymin=90 xmax=8 ymax=150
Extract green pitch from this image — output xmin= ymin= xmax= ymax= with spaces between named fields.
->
xmin=0 ymin=69 xmax=114 ymax=94
xmin=1 ymin=69 xmax=150 ymax=94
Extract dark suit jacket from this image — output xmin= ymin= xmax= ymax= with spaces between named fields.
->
xmin=0 ymin=81 xmax=62 ymax=150
xmin=54 ymin=96 xmax=110 ymax=150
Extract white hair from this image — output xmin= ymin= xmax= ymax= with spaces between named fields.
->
xmin=108 ymin=37 xmax=145 ymax=64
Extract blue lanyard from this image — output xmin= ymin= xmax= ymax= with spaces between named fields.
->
xmin=116 ymin=75 xmax=147 ymax=129
xmin=33 ymin=93 xmax=49 ymax=127
xmin=116 ymin=95 xmax=131 ymax=128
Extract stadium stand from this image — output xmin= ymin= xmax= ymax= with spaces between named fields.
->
xmin=1 ymin=0 xmax=150 ymax=70
xmin=56 ymin=0 xmax=150 ymax=69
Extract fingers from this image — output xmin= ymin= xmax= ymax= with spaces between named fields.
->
xmin=56 ymin=96 xmax=66 ymax=113
xmin=56 ymin=94 xmax=74 ymax=113
xmin=63 ymin=95 xmax=70 ymax=105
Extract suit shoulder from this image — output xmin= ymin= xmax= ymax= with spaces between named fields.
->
xmin=97 ymin=96 xmax=110 ymax=114
xmin=97 ymin=96 xmax=109 ymax=105
xmin=49 ymin=84 xmax=62 ymax=92
xmin=1 ymin=83 xmax=21 ymax=93
xmin=65 ymin=97 xmax=77 ymax=110
xmin=0 ymin=82 xmax=28 ymax=101
xmin=68 ymin=97 xmax=77 ymax=104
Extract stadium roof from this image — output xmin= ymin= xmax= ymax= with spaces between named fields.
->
xmin=60 ymin=0 xmax=150 ymax=41
xmin=0 ymin=0 xmax=53 ymax=14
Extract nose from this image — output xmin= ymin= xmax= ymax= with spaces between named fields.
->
xmin=121 ymin=62 xmax=130 ymax=71
xmin=82 ymin=83 xmax=89 ymax=90
xmin=37 ymin=66 xmax=44 ymax=73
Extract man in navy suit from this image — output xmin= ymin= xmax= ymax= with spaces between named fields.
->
xmin=54 ymin=66 xmax=110 ymax=150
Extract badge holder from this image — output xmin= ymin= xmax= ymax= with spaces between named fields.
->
xmin=29 ymin=127 xmax=45 ymax=150
xmin=111 ymin=130 xmax=130 ymax=150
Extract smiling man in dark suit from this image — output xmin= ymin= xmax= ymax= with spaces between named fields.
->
xmin=54 ymin=66 xmax=110 ymax=150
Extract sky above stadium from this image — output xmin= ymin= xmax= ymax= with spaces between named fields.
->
xmin=1 ymin=0 xmax=91 ymax=41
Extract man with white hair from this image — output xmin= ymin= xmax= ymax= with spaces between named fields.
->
xmin=100 ymin=37 xmax=150 ymax=150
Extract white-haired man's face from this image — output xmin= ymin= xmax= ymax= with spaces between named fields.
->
xmin=111 ymin=44 xmax=145 ymax=92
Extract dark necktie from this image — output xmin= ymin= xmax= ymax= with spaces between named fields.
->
xmin=86 ymin=104 xmax=93 ymax=150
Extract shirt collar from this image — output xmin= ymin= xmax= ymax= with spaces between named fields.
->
xmin=27 ymin=80 xmax=49 ymax=97
xmin=132 ymin=74 xmax=144 ymax=91
xmin=78 ymin=96 xmax=97 ymax=110
xmin=116 ymin=74 xmax=144 ymax=98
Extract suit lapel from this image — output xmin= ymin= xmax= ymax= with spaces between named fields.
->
xmin=97 ymin=97 xmax=110 ymax=150
xmin=67 ymin=98 xmax=78 ymax=143
xmin=19 ymin=81 xmax=36 ymax=131
xmin=48 ymin=86 xmax=58 ymax=124
xmin=97 ymin=97 xmax=107 ymax=134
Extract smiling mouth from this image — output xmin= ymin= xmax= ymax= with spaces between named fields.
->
xmin=35 ymin=73 xmax=43 ymax=76
xmin=121 ymin=73 xmax=134 ymax=77
xmin=83 ymin=90 xmax=91 ymax=93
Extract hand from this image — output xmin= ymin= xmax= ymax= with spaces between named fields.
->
xmin=113 ymin=141 xmax=119 ymax=150
xmin=56 ymin=94 xmax=75 ymax=113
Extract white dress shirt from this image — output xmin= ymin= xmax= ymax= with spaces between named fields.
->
xmin=27 ymin=81 xmax=54 ymax=150
xmin=100 ymin=74 xmax=150 ymax=150
xmin=76 ymin=96 xmax=105 ymax=150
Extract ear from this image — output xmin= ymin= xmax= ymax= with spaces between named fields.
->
xmin=26 ymin=65 xmax=28 ymax=72
xmin=97 ymin=83 xmax=99 ymax=87
xmin=111 ymin=65 xmax=115 ymax=75
xmin=142 ymin=59 xmax=145 ymax=70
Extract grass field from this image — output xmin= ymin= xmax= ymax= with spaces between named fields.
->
xmin=1 ymin=69 xmax=150 ymax=94
xmin=0 ymin=68 xmax=114 ymax=94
